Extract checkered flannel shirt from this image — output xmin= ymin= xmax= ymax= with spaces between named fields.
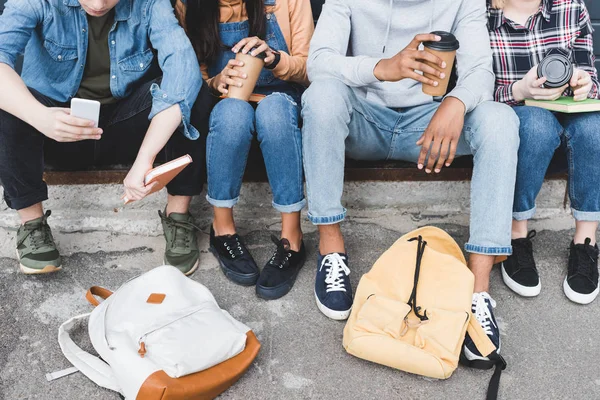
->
xmin=488 ymin=0 xmax=599 ymax=105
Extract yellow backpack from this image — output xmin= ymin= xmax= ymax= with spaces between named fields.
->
xmin=343 ymin=226 xmax=506 ymax=400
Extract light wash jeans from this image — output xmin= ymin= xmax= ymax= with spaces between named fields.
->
xmin=206 ymin=95 xmax=306 ymax=213
xmin=301 ymin=79 xmax=520 ymax=255
xmin=512 ymin=106 xmax=600 ymax=222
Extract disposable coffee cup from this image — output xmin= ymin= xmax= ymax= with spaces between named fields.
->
xmin=537 ymin=52 xmax=573 ymax=89
xmin=227 ymin=50 xmax=266 ymax=101
xmin=422 ymin=31 xmax=460 ymax=97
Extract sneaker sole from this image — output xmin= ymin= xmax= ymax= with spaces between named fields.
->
xmin=563 ymin=277 xmax=599 ymax=305
xmin=209 ymin=246 xmax=259 ymax=286
xmin=256 ymin=256 xmax=306 ymax=301
xmin=501 ymin=263 xmax=541 ymax=297
xmin=314 ymin=292 xmax=351 ymax=321
xmin=16 ymin=250 xmax=61 ymax=275
xmin=463 ymin=342 xmax=501 ymax=362
xmin=164 ymin=257 xmax=200 ymax=277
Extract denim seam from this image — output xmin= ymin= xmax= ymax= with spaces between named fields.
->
xmin=572 ymin=208 xmax=600 ymax=222
xmin=513 ymin=206 xmax=536 ymax=221
xmin=308 ymin=209 xmax=347 ymax=225
xmin=464 ymin=243 xmax=512 ymax=255
xmin=565 ymin=129 xmax=578 ymax=209
xmin=206 ymin=194 xmax=240 ymax=208
xmin=273 ymin=198 xmax=306 ymax=213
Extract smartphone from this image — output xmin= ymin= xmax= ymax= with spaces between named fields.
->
xmin=70 ymin=98 xmax=101 ymax=128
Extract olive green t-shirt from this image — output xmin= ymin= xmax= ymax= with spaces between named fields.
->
xmin=76 ymin=11 xmax=116 ymax=104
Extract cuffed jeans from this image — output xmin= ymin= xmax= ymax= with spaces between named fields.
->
xmin=301 ymin=79 xmax=520 ymax=256
xmin=512 ymin=106 xmax=600 ymax=222
xmin=206 ymin=94 xmax=306 ymax=213
xmin=0 ymin=78 xmax=212 ymax=210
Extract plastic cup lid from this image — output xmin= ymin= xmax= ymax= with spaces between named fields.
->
xmin=423 ymin=31 xmax=460 ymax=52
xmin=537 ymin=53 xmax=573 ymax=88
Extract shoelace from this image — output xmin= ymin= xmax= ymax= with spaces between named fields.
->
xmin=19 ymin=210 xmax=53 ymax=251
xmin=320 ymin=253 xmax=350 ymax=293
xmin=221 ymin=235 xmax=245 ymax=259
xmin=269 ymin=235 xmax=292 ymax=269
xmin=513 ymin=230 xmax=537 ymax=271
xmin=571 ymin=238 xmax=598 ymax=280
xmin=472 ymin=293 xmax=497 ymax=336
xmin=158 ymin=211 xmax=201 ymax=250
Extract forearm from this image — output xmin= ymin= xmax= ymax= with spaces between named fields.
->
xmin=0 ymin=64 xmax=46 ymax=127
xmin=136 ymin=104 xmax=182 ymax=163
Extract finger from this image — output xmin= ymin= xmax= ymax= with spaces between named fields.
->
xmin=415 ymin=50 xmax=446 ymax=69
xmin=57 ymin=113 xmax=97 ymax=127
xmin=434 ymin=139 xmax=450 ymax=173
xmin=59 ymin=123 xmax=102 ymax=136
xmin=409 ymin=33 xmax=441 ymax=49
xmin=426 ymin=136 xmax=444 ymax=173
xmin=250 ymin=43 xmax=269 ymax=57
xmin=224 ymin=68 xmax=246 ymax=79
xmin=570 ymin=70 xmax=581 ymax=87
xmin=225 ymin=77 xmax=243 ymax=88
xmin=532 ymin=76 xmax=547 ymax=88
xmin=227 ymin=59 xmax=244 ymax=68
xmin=573 ymin=86 xmax=588 ymax=96
xmin=445 ymin=140 xmax=459 ymax=167
xmin=218 ymin=83 xmax=228 ymax=95
xmin=264 ymin=55 xmax=276 ymax=65
xmin=411 ymin=61 xmax=445 ymax=79
xmin=56 ymin=129 xmax=100 ymax=141
xmin=416 ymin=134 xmax=425 ymax=146
xmin=242 ymin=38 xmax=260 ymax=54
xmin=408 ymin=71 xmax=438 ymax=87
xmin=417 ymin=134 xmax=433 ymax=169
xmin=124 ymin=187 xmax=139 ymax=202
xmin=232 ymin=38 xmax=249 ymax=53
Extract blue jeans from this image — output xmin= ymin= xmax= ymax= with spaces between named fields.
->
xmin=512 ymin=106 xmax=600 ymax=221
xmin=301 ymin=79 xmax=520 ymax=255
xmin=206 ymin=95 xmax=306 ymax=212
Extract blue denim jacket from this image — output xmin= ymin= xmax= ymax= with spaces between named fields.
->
xmin=0 ymin=0 xmax=202 ymax=139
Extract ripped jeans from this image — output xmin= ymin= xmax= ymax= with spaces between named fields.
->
xmin=206 ymin=92 xmax=306 ymax=213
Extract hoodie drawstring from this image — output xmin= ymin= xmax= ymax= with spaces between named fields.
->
xmin=382 ymin=0 xmax=393 ymax=53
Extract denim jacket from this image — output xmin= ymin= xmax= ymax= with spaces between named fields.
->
xmin=0 ymin=0 xmax=202 ymax=139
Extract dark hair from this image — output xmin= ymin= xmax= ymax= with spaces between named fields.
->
xmin=186 ymin=0 xmax=266 ymax=64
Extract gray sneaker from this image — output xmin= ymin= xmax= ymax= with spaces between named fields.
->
xmin=16 ymin=210 xmax=61 ymax=275
xmin=159 ymin=210 xmax=200 ymax=276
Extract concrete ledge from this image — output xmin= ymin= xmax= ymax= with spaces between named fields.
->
xmin=0 ymin=180 xmax=570 ymax=235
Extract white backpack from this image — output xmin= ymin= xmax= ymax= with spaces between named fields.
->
xmin=56 ymin=265 xmax=259 ymax=400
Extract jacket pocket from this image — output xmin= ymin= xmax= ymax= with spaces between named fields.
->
xmin=354 ymin=295 xmax=411 ymax=339
xmin=118 ymin=49 xmax=154 ymax=72
xmin=43 ymin=39 xmax=78 ymax=62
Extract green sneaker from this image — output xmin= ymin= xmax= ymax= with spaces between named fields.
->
xmin=16 ymin=210 xmax=61 ymax=275
xmin=159 ymin=210 xmax=201 ymax=276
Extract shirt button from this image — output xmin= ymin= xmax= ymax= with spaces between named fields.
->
xmin=162 ymin=94 xmax=167 ymax=98
xmin=112 ymin=75 xmax=116 ymax=79
xmin=82 ymin=28 xmax=86 ymax=33
xmin=111 ymin=40 xmax=115 ymax=45
xmin=57 ymin=55 xmax=62 ymax=60
xmin=139 ymin=63 xmax=144 ymax=68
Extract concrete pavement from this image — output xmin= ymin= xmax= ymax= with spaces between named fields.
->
xmin=1 ymin=185 xmax=599 ymax=400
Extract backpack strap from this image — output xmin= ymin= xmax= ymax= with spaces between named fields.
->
xmin=57 ymin=313 xmax=122 ymax=394
xmin=86 ymin=286 xmax=113 ymax=307
xmin=461 ymin=315 xmax=507 ymax=400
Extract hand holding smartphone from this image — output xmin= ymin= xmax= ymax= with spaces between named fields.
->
xmin=70 ymin=98 xmax=100 ymax=128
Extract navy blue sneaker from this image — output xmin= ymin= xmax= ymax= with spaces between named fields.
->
xmin=463 ymin=292 xmax=501 ymax=361
xmin=315 ymin=253 xmax=353 ymax=320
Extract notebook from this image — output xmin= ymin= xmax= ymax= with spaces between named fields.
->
xmin=524 ymin=97 xmax=600 ymax=113
xmin=123 ymin=155 xmax=193 ymax=204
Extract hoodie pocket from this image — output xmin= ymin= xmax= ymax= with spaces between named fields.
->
xmin=354 ymin=295 xmax=411 ymax=339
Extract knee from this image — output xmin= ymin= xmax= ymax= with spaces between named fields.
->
xmin=208 ymin=98 xmax=254 ymax=145
xmin=301 ymin=79 xmax=353 ymax=121
xmin=472 ymin=101 xmax=520 ymax=154
xmin=513 ymin=106 xmax=561 ymax=149
xmin=255 ymin=93 xmax=300 ymax=142
xmin=565 ymin=113 xmax=600 ymax=150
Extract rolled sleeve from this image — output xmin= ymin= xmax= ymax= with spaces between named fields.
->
xmin=0 ymin=0 xmax=43 ymax=70
xmin=147 ymin=0 xmax=202 ymax=139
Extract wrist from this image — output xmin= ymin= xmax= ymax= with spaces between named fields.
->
xmin=443 ymin=96 xmax=466 ymax=114
xmin=28 ymin=104 xmax=49 ymax=130
xmin=374 ymin=59 xmax=390 ymax=82
xmin=265 ymin=51 xmax=281 ymax=70
xmin=135 ymin=149 xmax=156 ymax=166
xmin=512 ymin=80 xmax=525 ymax=102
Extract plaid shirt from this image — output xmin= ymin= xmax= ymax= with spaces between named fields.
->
xmin=488 ymin=0 xmax=599 ymax=105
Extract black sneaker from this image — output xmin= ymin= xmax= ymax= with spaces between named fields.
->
xmin=463 ymin=292 xmax=501 ymax=361
xmin=501 ymin=230 xmax=541 ymax=297
xmin=315 ymin=253 xmax=353 ymax=320
xmin=256 ymin=235 xmax=306 ymax=300
xmin=209 ymin=226 xmax=259 ymax=286
xmin=563 ymin=238 xmax=599 ymax=305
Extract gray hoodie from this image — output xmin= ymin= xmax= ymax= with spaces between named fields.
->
xmin=307 ymin=0 xmax=495 ymax=113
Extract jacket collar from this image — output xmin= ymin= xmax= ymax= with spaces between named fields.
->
xmin=63 ymin=0 xmax=132 ymax=21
